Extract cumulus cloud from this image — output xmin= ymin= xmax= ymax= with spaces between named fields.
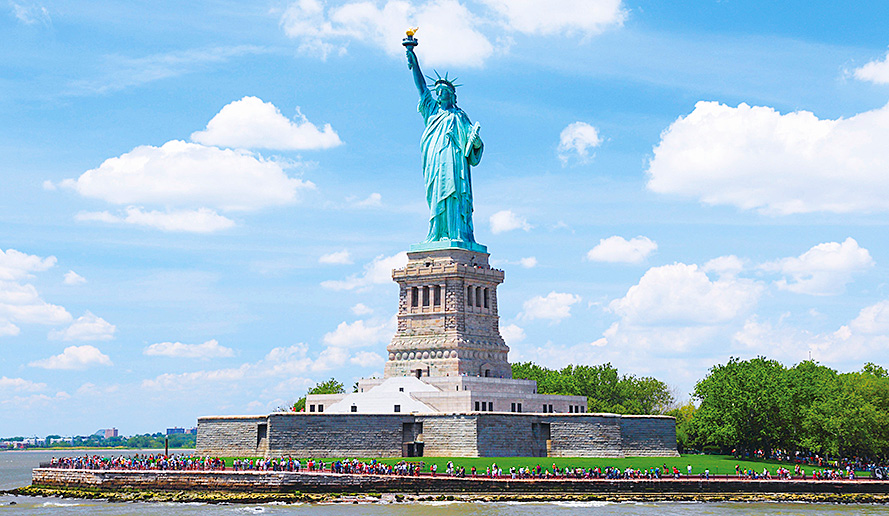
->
xmin=518 ymin=256 xmax=537 ymax=268
xmin=191 ymin=96 xmax=342 ymax=150
xmin=0 ymin=250 xmax=73 ymax=337
xmin=351 ymin=303 xmax=373 ymax=315
xmin=63 ymin=270 xmax=86 ymax=285
xmin=853 ymin=51 xmax=889 ymax=85
xmin=557 ymin=121 xmax=603 ymax=163
xmin=761 ymin=238 xmax=874 ymax=296
xmin=281 ymin=0 xmax=494 ymax=67
xmin=353 ymin=192 xmax=382 ymax=208
xmin=48 ymin=312 xmax=116 ymax=341
xmin=29 ymin=345 xmax=113 ymax=370
xmin=587 ymin=236 xmax=656 ymax=264
xmin=500 ymin=323 xmax=526 ymax=345
xmin=0 ymin=248 xmax=56 ymax=281
xmin=520 ymin=291 xmax=581 ymax=322
xmin=61 ymin=140 xmax=312 ymax=211
xmin=322 ymin=317 xmax=394 ymax=348
xmin=489 ymin=210 xmax=531 ymax=234
xmin=144 ymin=339 xmax=235 ymax=359
xmin=350 ymin=351 xmax=385 ymax=367
xmin=77 ymin=207 xmax=236 ymax=233
xmin=732 ymin=304 xmax=889 ymax=366
xmin=647 ymin=101 xmax=889 ymax=214
xmin=319 ymin=250 xmax=353 ymax=265
xmin=479 ymin=0 xmax=624 ymax=35
xmin=0 ymin=376 xmax=47 ymax=392
xmin=850 ymin=300 xmax=889 ymax=334
xmin=280 ymin=0 xmax=624 ymax=67
xmin=321 ymin=252 xmax=408 ymax=291
xmin=608 ymin=263 xmax=764 ymax=326
xmin=702 ymin=255 xmax=746 ymax=278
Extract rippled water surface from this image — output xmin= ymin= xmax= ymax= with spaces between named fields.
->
xmin=3 ymin=451 xmax=889 ymax=515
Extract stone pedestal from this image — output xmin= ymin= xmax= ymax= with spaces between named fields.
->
xmin=384 ymin=248 xmax=511 ymax=379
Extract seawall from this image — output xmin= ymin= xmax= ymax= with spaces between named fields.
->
xmin=30 ymin=468 xmax=889 ymax=497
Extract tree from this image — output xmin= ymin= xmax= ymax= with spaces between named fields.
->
xmin=511 ymin=362 xmax=673 ymax=415
xmin=691 ymin=356 xmax=791 ymax=456
xmin=666 ymin=402 xmax=697 ymax=452
xmin=292 ymin=378 xmax=346 ymax=412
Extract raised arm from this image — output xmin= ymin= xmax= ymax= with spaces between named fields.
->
xmin=406 ymin=47 xmax=429 ymax=98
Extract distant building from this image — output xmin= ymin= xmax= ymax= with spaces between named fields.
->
xmin=104 ymin=428 xmax=118 ymax=438
xmin=166 ymin=427 xmax=185 ymax=435
xmin=187 ymin=427 xmax=198 ymax=435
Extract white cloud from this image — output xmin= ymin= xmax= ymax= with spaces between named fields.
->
xmin=518 ymin=256 xmax=537 ymax=268
xmin=557 ymin=121 xmax=603 ymax=163
xmin=520 ymin=291 xmax=581 ymax=322
xmin=0 ymin=281 xmax=72 ymax=337
xmin=0 ymin=376 xmax=47 ymax=392
xmin=850 ymin=300 xmax=889 ymax=334
xmin=586 ymin=236 xmax=656 ymax=264
xmin=853 ymin=51 xmax=889 ymax=85
xmin=321 ymin=252 xmax=408 ymax=291
xmin=353 ymin=192 xmax=382 ymax=207
xmin=319 ymin=250 xmax=353 ymax=265
xmin=489 ymin=210 xmax=531 ymax=234
xmin=67 ymin=46 xmax=265 ymax=96
xmin=479 ymin=0 xmax=625 ymax=36
xmin=281 ymin=0 xmax=494 ymax=67
xmin=311 ymin=346 xmax=351 ymax=371
xmin=608 ymin=263 xmax=763 ymax=326
xmin=144 ymin=339 xmax=235 ymax=359
xmin=0 ymin=248 xmax=84 ymax=337
xmin=500 ymin=323 xmax=526 ymax=345
xmin=48 ymin=311 xmax=116 ymax=341
xmin=732 ymin=309 xmax=889 ymax=366
xmin=280 ymin=0 xmax=624 ymax=67
xmin=63 ymin=270 xmax=86 ymax=285
xmin=351 ymin=303 xmax=374 ymax=315
xmin=350 ymin=351 xmax=384 ymax=366
xmin=322 ymin=317 xmax=394 ymax=348
xmin=29 ymin=345 xmax=113 ymax=370
xmin=647 ymin=101 xmax=889 ymax=214
xmin=9 ymin=1 xmax=50 ymax=25
xmin=77 ymin=207 xmax=236 ymax=233
xmin=61 ymin=140 xmax=313 ymax=212
xmin=191 ymin=96 xmax=342 ymax=151
xmin=0 ymin=248 xmax=56 ymax=281
xmin=762 ymin=238 xmax=874 ymax=295
xmin=702 ymin=255 xmax=746 ymax=278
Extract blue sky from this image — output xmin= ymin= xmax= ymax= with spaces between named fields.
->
xmin=3 ymin=0 xmax=889 ymax=437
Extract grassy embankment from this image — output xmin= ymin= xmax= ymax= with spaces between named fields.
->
xmin=223 ymin=455 xmax=865 ymax=477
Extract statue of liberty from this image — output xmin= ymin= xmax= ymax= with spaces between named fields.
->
xmin=404 ymin=32 xmax=484 ymax=251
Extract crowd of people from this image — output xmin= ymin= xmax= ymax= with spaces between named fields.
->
xmin=44 ymin=454 xmax=873 ymax=481
xmin=47 ymin=454 xmax=224 ymax=471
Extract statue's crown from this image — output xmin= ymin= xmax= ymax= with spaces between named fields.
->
xmin=426 ymin=70 xmax=461 ymax=92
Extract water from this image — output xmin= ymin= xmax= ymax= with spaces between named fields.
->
xmin=2 ymin=450 xmax=888 ymax=514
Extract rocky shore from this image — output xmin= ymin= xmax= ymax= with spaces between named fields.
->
xmin=7 ymin=484 xmax=889 ymax=504
xmin=12 ymin=468 xmax=889 ymax=504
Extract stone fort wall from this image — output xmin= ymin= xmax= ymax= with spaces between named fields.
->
xmin=196 ymin=413 xmax=678 ymax=458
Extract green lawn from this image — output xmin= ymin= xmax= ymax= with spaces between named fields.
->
xmin=224 ymin=454 xmax=864 ymax=477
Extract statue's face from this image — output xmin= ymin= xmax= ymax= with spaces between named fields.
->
xmin=436 ymin=85 xmax=455 ymax=106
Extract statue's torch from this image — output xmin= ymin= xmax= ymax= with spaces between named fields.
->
xmin=403 ymin=27 xmax=418 ymax=69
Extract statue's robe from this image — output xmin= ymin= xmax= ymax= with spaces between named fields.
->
xmin=418 ymin=89 xmax=483 ymax=243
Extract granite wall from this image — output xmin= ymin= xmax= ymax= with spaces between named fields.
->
xmin=196 ymin=412 xmax=678 ymax=458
